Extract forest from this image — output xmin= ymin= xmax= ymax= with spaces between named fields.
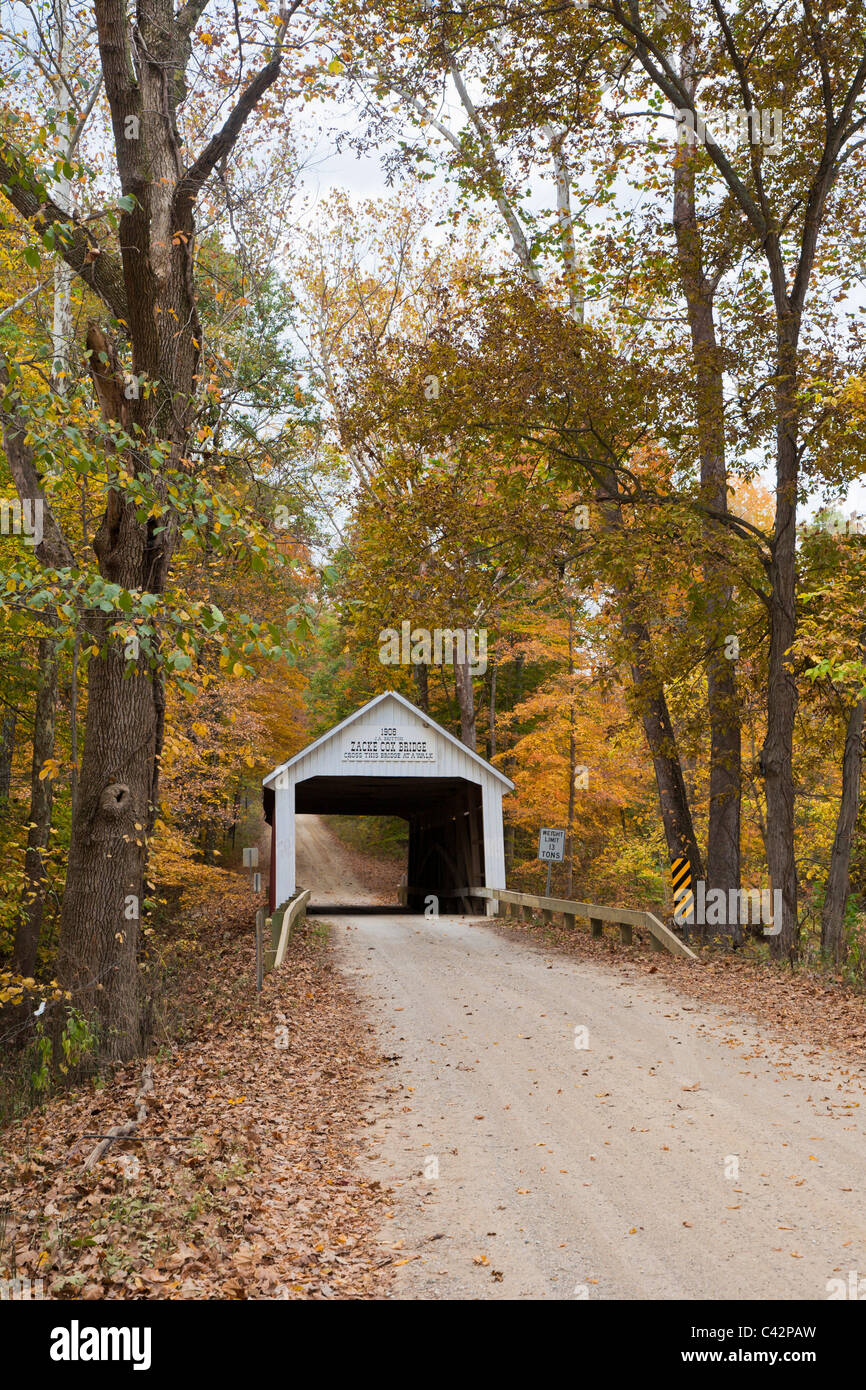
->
xmin=0 ymin=0 xmax=864 ymax=1314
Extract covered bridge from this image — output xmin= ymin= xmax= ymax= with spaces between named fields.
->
xmin=262 ymin=690 xmax=513 ymax=915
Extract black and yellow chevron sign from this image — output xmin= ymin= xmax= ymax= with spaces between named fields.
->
xmin=671 ymin=856 xmax=694 ymax=924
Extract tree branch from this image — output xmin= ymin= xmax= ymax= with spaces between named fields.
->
xmin=176 ymin=2 xmax=298 ymax=204
xmin=0 ymin=360 xmax=75 ymax=571
xmin=0 ymin=137 xmax=127 ymax=322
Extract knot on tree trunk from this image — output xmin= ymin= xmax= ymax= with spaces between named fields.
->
xmin=100 ymin=782 xmax=131 ymax=816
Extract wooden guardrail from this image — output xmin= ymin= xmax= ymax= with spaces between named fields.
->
xmin=263 ymin=888 xmax=311 ymax=974
xmin=469 ymin=886 xmax=697 ymax=961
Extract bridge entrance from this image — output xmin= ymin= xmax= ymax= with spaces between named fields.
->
xmin=262 ymin=691 xmax=513 ymax=916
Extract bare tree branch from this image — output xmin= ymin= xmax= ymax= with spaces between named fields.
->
xmin=176 ymin=1 xmax=299 ymax=203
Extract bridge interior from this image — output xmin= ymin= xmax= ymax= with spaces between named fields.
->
xmin=264 ymin=775 xmax=485 ymax=913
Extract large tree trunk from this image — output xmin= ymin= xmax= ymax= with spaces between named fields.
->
xmin=46 ymin=0 xmax=291 ymax=1058
xmin=764 ymin=333 xmax=800 ymax=960
xmin=69 ymin=638 xmax=79 ymax=815
xmin=629 ymin=633 xmax=704 ymax=879
xmin=673 ymin=42 xmax=741 ymax=902
xmin=11 ymin=637 xmax=59 ymax=978
xmin=821 ymin=693 xmax=865 ymax=962
xmin=57 ymin=622 xmax=163 ymax=1055
xmin=0 ymin=710 xmax=15 ymax=804
xmin=596 ymin=472 xmax=704 ymax=880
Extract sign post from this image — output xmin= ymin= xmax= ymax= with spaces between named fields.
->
xmin=255 ymin=907 xmax=264 ymax=994
xmin=537 ymin=828 xmax=566 ymax=897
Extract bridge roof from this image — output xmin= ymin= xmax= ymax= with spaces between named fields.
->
xmin=262 ymin=689 xmax=514 ymax=791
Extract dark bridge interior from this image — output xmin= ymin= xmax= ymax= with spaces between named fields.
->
xmin=264 ymin=775 xmax=485 ymax=913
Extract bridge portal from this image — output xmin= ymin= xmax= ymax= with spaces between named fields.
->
xmin=262 ymin=691 xmax=513 ymax=915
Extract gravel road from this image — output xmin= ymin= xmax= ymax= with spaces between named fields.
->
xmin=295 ymin=812 xmax=401 ymax=907
xmin=300 ymin=818 xmax=866 ymax=1300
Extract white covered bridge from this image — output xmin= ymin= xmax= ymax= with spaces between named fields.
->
xmin=262 ymin=691 xmax=513 ymax=915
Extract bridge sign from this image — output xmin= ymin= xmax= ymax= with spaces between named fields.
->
xmin=342 ymin=724 xmax=437 ymax=764
xmin=538 ymin=828 xmax=566 ymax=862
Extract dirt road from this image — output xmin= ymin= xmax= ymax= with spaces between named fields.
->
xmin=297 ymin=818 xmax=866 ymax=1300
xmin=295 ymin=813 xmax=402 ymax=906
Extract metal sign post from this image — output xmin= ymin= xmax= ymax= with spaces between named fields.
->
xmin=255 ymin=907 xmax=264 ymax=994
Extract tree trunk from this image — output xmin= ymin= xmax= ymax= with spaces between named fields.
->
xmin=672 ymin=42 xmax=741 ymax=900
xmin=764 ymin=334 xmax=800 ymax=960
xmin=9 ymin=0 xmax=77 ymax=979
xmin=454 ymin=655 xmax=476 ymax=749
xmin=630 ymin=638 xmax=704 ymax=879
xmin=414 ymin=660 xmax=429 ymax=713
xmin=821 ymin=693 xmax=865 ymax=962
xmin=44 ymin=0 xmax=291 ymax=1058
xmin=503 ymin=654 xmax=524 ymax=873
xmin=0 ymin=711 xmax=15 ymax=804
xmin=57 ymin=623 xmax=163 ymax=1057
xmin=598 ymin=505 xmax=704 ymax=878
xmin=11 ymin=637 xmax=59 ymax=978
xmin=50 ymin=0 xmax=75 ymax=391
xmin=565 ymin=614 xmax=576 ymax=898
xmin=69 ymin=637 xmax=79 ymax=815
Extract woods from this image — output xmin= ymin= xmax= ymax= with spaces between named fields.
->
xmin=0 ymin=0 xmax=865 ymax=1155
